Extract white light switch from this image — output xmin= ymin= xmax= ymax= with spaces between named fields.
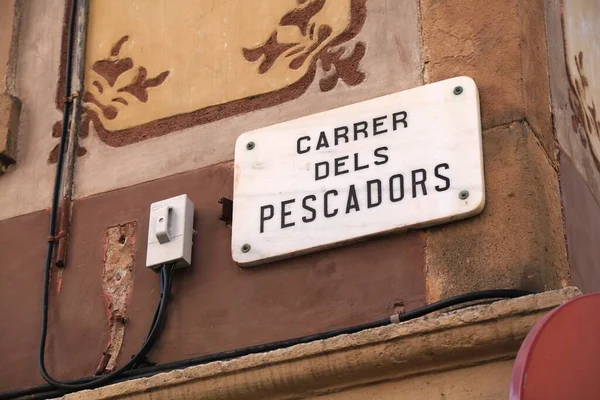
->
xmin=146 ymin=194 xmax=194 ymax=270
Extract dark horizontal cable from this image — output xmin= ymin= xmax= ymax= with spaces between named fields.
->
xmin=2 ymin=289 xmax=532 ymax=400
xmin=397 ymin=289 xmax=533 ymax=322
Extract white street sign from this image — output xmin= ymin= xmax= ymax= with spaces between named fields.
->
xmin=232 ymin=76 xmax=484 ymax=267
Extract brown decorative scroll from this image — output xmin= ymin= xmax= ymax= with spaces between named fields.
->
xmin=242 ymin=33 xmax=297 ymax=75
xmin=319 ymin=42 xmax=366 ymax=92
xmin=50 ymin=0 xmax=368 ymax=157
xmin=49 ymin=34 xmax=171 ymax=162
xmin=92 ymin=36 xmax=134 ymax=87
xmin=117 ymin=67 xmax=170 ymax=103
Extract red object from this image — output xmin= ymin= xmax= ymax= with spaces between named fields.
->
xmin=510 ymin=293 xmax=600 ymax=399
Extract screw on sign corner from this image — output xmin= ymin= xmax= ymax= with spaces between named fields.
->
xmin=241 ymin=244 xmax=251 ymax=253
xmin=459 ymin=190 xmax=469 ymax=200
xmin=246 ymin=141 xmax=255 ymax=150
xmin=453 ymin=86 xmax=463 ymax=95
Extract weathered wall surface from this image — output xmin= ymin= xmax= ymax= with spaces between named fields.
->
xmin=0 ymin=0 xmax=62 ymax=216
xmin=69 ymin=0 xmax=422 ymax=201
xmin=421 ymin=0 xmax=554 ymax=162
xmin=0 ymin=93 xmax=21 ymax=172
xmin=560 ymin=0 xmax=600 ymax=198
xmin=560 ymin=153 xmax=600 ymax=294
xmin=0 ymin=210 xmax=49 ymax=390
xmin=0 ymin=0 xmax=21 ymax=173
xmin=545 ymin=0 xmax=600 ymax=292
xmin=0 ymin=162 xmax=426 ymax=389
xmin=421 ymin=0 xmax=567 ymax=300
xmin=0 ymin=0 xmax=422 ymax=219
xmin=0 ymin=0 xmax=580 ymax=395
xmin=0 ymin=0 xmax=14 ymax=90
xmin=426 ymin=122 xmax=568 ymax=301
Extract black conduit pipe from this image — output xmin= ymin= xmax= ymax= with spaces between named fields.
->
xmin=36 ymin=0 xmax=77 ymax=388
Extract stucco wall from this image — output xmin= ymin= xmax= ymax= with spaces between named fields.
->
xmin=545 ymin=0 xmax=600 ymax=292
xmin=561 ymin=0 xmax=600 ymax=196
xmin=0 ymin=0 xmax=578 ymax=395
xmin=0 ymin=0 xmax=13 ymax=91
xmin=0 ymin=0 xmax=21 ymax=172
xmin=0 ymin=0 xmax=61 ymax=211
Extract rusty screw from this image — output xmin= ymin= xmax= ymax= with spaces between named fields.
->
xmin=241 ymin=244 xmax=251 ymax=253
xmin=453 ymin=86 xmax=463 ymax=95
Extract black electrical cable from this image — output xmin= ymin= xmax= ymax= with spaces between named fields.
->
xmin=395 ymin=289 xmax=534 ymax=321
xmin=36 ymin=0 xmax=78 ymax=387
xmin=33 ymin=0 xmax=175 ymax=394
xmin=38 ymin=265 xmax=173 ymax=391
xmin=130 ymin=265 xmax=175 ymax=370
xmin=3 ymin=288 xmax=532 ymax=399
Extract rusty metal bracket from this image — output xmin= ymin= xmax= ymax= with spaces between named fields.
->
xmin=218 ymin=197 xmax=233 ymax=225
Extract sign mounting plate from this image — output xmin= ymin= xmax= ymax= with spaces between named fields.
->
xmin=232 ymin=76 xmax=484 ymax=267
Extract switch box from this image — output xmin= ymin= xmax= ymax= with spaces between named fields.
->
xmin=146 ymin=194 xmax=194 ymax=270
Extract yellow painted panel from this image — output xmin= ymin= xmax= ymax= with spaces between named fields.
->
xmin=84 ymin=0 xmax=361 ymax=139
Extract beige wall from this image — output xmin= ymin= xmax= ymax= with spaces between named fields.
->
xmin=0 ymin=0 xmax=62 ymax=216
xmin=0 ymin=0 xmax=21 ymax=173
xmin=73 ymin=0 xmax=421 ymax=201
xmin=0 ymin=0 xmax=583 ymax=395
xmin=0 ymin=0 xmax=422 ymax=220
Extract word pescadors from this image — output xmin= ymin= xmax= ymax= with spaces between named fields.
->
xmin=258 ymin=163 xmax=451 ymax=233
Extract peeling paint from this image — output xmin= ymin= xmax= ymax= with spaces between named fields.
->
xmin=55 ymin=268 xmax=64 ymax=295
xmin=100 ymin=221 xmax=136 ymax=373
